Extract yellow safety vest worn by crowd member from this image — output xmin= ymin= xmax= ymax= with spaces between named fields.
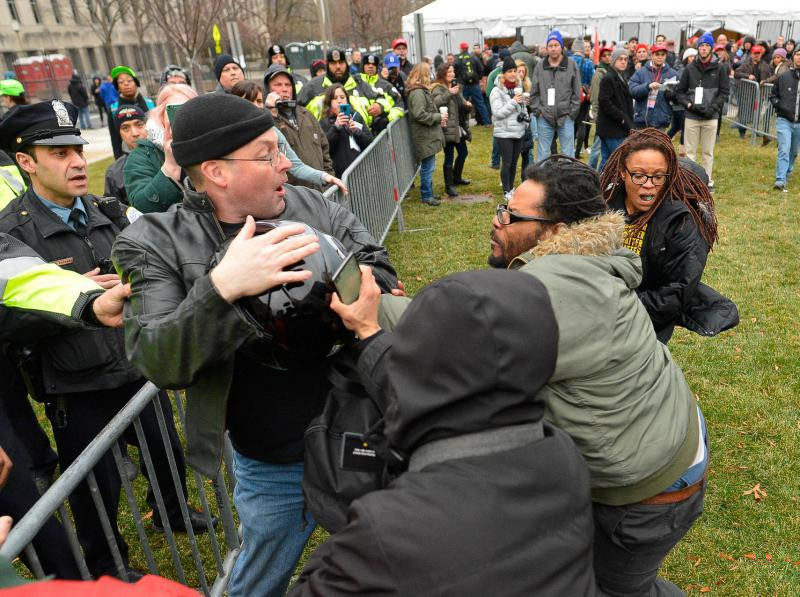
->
xmin=298 ymin=74 xmax=373 ymax=126
xmin=0 ymin=232 xmax=103 ymax=337
xmin=0 ymin=164 xmax=26 ymax=210
xmin=358 ymin=73 xmax=405 ymax=122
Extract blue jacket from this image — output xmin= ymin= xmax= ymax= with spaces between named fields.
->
xmin=569 ymin=53 xmax=595 ymax=87
xmin=98 ymin=81 xmax=118 ymax=107
xmin=628 ymin=61 xmax=677 ymax=128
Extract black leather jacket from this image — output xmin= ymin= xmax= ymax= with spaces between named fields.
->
xmin=770 ymin=67 xmax=800 ymax=123
xmin=0 ymin=188 xmax=141 ymax=395
xmin=112 ymin=185 xmax=398 ymax=476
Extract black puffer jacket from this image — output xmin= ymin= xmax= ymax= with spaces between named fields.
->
xmin=610 ymin=188 xmax=737 ymax=342
xmin=674 ymin=56 xmax=730 ymax=120
xmin=291 ymin=270 xmax=598 ymax=596
xmin=596 ymin=68 xmax=633 ymax=138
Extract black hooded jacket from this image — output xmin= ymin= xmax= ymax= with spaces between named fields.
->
xmin=291 ymin=270 xmax=598 ymax=596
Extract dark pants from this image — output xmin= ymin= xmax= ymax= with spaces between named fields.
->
xmin=592 ymin=487 xmax=705 ymax=596
xmin=496 ymin=136 xmax=522 ymax=193
xmin=667 ymin=110 xmax=686 ymax=145
xmin=94 ymin=102 xmax=105 ymax=124
xmin=0 ymin=414 xmax=82 ymax=579
xmin=46 ymin=383 xmax=187 ymax=576
xmin=491 ymin=137 xmax=500 ymax=167
xmin=0 ymin=356 xmax=57 ymax=477
xmin=462 ymin=83 xmax=490 ymax=125
xmin=443 ymin=139 xmax=468 ymax=172
xmin=574 ymin=100 xmax=591 ymax=156
xmin=107 ymin=108 xmax=123 ymax=159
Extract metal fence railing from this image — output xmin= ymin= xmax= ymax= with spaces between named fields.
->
xmin=0 ymin=383 xmax=241 ymax=596
xmin=722 ymin=77 xmax=777 ymax=144
xmin=323 ymin=117 xmax=419 ymax=244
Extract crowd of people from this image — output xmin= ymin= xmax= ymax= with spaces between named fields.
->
xmin=0 ymin=24 xmax=793 ymax=597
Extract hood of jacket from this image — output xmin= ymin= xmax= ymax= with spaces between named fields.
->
xmin=518 ymin=211 xmax=641 ymax=290
xmin=264 ymin=64 xmax=297 ymax=99
xmin=384 ymin=270 xmax=559 ymax=454
xmin=509 ymin=41 xmax=530 ymax=55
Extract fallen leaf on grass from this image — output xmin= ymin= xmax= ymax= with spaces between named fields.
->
xmin=765 ymin=553 xmax=772 ymax=561
xmin=742 ymin=483 xmax=767 ymax=501
xmin=719 ymin=553 xmax=734 ymax=562
xmin=743 ymin=553 xmax=758 ymax=560
xmin=700 ymin=588 xmax=711 ymax=593
xmin=141 ymin=510 xmax=153 ymax=521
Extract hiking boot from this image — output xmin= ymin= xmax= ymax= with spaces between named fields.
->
xmin=421 ymin=197 xmax=441 ymax=207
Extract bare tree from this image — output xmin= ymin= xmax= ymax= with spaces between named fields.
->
xmin=127 ymin=0 xmax=153 ymax=72
xmin=146 ymin=0 xmax=227 ymax=91
xmin=84 ymin=0 xmax=129 ymax=68
xmin=238 ymin=0 xmax=317 ymax=58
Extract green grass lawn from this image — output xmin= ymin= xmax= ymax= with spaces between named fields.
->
xmin=81 ymin=124 xmax=800 ymax=594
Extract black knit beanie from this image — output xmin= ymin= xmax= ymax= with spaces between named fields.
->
xmin=214 ymin=54 xmax=240 ymax=81
xmin=502 ymin=56 xmax=517 ymax=72
xmin=171 ymin=94 xmax=275 ymax=168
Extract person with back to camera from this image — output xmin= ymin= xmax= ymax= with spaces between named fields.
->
xmin=601 ymin=128 xmax=738 ymax=343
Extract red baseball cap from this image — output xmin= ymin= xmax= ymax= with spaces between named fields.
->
xmin=392 ymin=38 xmax=408 ymax=50
xmin=460 ymin=42 xmax=469 ymax=50
xmin=751 ymin=45 xmax=765 ymax=54
xmin=650 ymin=43 xmax=668 ymax=53
xmin=599 ymin=46 xmax=614 ymax=55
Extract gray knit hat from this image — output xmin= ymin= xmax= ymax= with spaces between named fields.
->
xmin=611 ymin=48 xmax=628 ymax=69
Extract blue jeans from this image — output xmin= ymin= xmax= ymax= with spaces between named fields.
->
xmin=588 ymin=133 xmax=602 ymax=170
xmin=419 ymin=154 xmax=435 ymax=200
xmin=536 ymin=116 xmax=574 ymax=161
xmin=462 ymin=83 xmax=490 ymax=125
xmin=78 ymin=106 xmax=91 ymax=129
xmin=775 ymin=117 xmax=800 ymax=184
xmin=228 ymin=452 xmax=315 ymax=597
xmin=599 ymin=137 xmax=625 ymax=170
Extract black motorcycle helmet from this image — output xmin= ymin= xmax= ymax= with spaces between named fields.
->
xmin=211 ymin=220 xmax=353 ymax=369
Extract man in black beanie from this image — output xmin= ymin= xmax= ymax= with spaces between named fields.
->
xmin=111 ymin=93 xmax=398 ymax=597
xmin=213 ymin=54 xmax=244 ymax=93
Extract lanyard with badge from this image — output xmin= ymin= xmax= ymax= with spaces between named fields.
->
xmin=647 ymin=66 xmax=663 ymax=109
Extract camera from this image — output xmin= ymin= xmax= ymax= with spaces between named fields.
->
xmin=275 ymin=99 xmax=297 ymax=110
xmin=517 ymin=111 xmax=531 ymax=124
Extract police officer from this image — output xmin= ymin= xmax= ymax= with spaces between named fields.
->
xmin=455 ymin=41 xmax=490 ymax=125
xmin=0 ymin=101 xmax=208 ymax=580
xmin=0 ymin=233 xmax=130 ymax=579
xmin=382 ymin=53 xmax=407 ymax=99
xmin=359 ymin=53 xmax=405 ymax=133
xmin=297 ymin=47 xmax=373 ymax=125
xmin=267 ymin=43 xmax=308 ymax=92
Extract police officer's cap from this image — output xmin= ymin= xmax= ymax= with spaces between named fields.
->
xmin=268 ymin=44 xmax=286 ymax=59
xmin=0 ymin=100 xmax=87 ymax=153
xmin=326 ymin=47 xmax=346 ymax=63
xmin=364 ymin=54 xmax=379 ymax=67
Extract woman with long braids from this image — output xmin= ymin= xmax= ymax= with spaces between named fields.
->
xmin=601 ymin=128 xmax=737 ymax=343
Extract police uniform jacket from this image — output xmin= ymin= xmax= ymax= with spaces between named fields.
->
xmin=111 ymin=185 xmax=398 ymax=477
xmin=0 ymin=188 xmax=141 ymax=395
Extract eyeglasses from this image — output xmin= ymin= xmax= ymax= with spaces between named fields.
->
xmin=495 ymin=204 xmax=554 ymax=226
xmin=219 ymin=143 xmax=286 ymax=168
xmin=625 ymin=168 xmax=668 ymax=186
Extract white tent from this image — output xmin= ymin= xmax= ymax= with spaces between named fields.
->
xmin=401 ymin=1 xmax=800 ymax=59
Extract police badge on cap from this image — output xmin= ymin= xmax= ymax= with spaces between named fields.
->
xmin=0 ymin=100 xmax=87 ymax=153
xmin=272 ymin=45 xmax=281 ymax=54
xmin=365 ymin=54 xmax=378 ymax=65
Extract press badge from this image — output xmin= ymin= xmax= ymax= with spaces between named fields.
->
xmin=341 ymin=432 xmax=384 ymax=472
xmin=694 ymin=86 xmax=704 ymax=105
xmin=547 ymin=87 xmax=556 ymax=106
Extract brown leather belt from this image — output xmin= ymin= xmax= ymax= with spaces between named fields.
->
xmin=640 ymin=476 xmax=706 ymax=506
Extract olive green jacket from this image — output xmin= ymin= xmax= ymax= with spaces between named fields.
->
xmin=406 ymin=85 xmax=444 ymax=161
xmin=509 ymin=212 xmax=699 ymax=505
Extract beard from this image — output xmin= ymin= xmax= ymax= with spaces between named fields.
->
xmin=327 ymin=68 xmax=349 ymax=84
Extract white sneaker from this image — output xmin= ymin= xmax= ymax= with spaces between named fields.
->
xmin=503 ymin=191 xmax=514 ymax=202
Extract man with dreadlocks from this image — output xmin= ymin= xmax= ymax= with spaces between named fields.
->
xmin=330 ymin=154 xmax=711 ymax=594
xmin=601 ymin=128 xmax=738 ymax=344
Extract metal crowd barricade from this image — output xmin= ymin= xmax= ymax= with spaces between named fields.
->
xmin=322 ymin=117 xmax=419 ymax=244
xmin=756 ymin=83 xmax=777 ymax=141
xmin=722 ymin=77 xmax=762 ymax=143
xmin=0 ymin=383 xmax=241 ymax=596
